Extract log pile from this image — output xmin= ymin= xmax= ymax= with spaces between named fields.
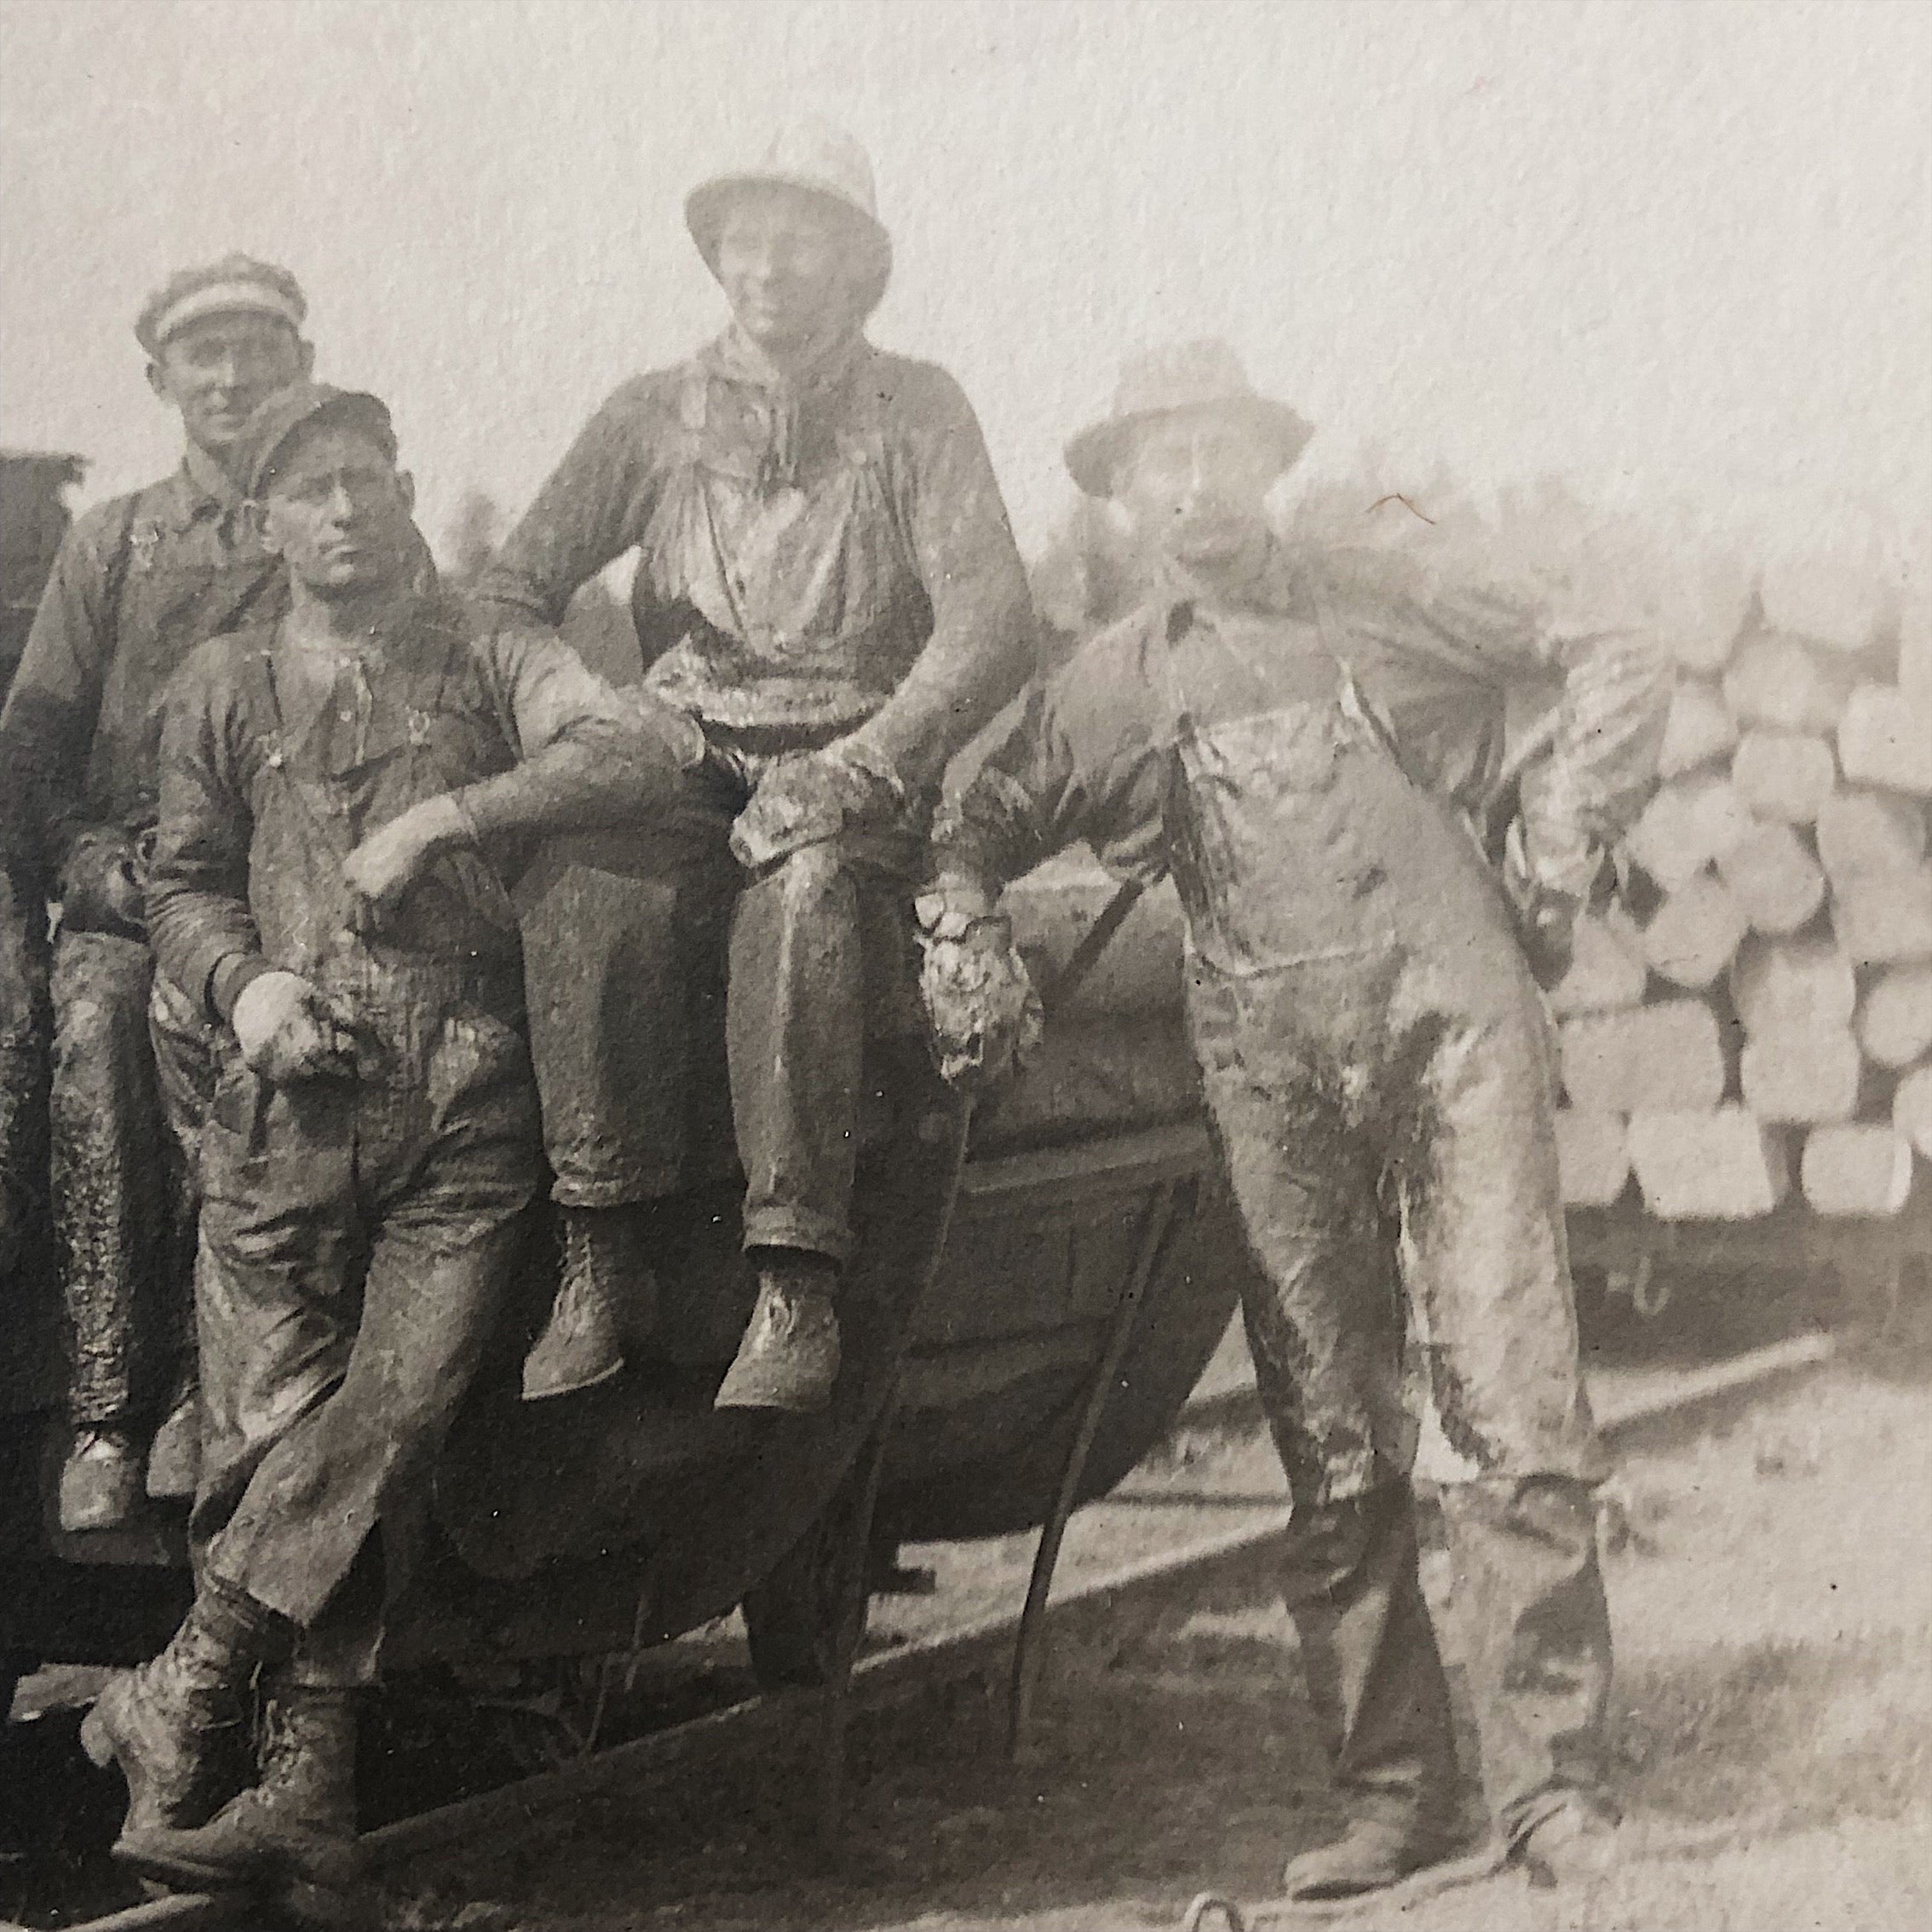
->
xmin=1555 ymin=576 xmax=1930 ymax=1221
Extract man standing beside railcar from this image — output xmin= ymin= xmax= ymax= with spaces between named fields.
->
xmin=84 ymin=382 xmax=700 ymax=1909
xmin=479 ymin=119 xmax=1034 ymax=1412
xmin=924 ymin=343 xmax=1669 ymax=1902
xmin=0 ymin=258 xmax=312 ymax=1529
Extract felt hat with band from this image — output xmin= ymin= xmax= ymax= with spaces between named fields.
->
xmin=686 ymin=118 xmax=893 ymax=316
xmin=1065 ymin=340 xmax=1314 ymax=499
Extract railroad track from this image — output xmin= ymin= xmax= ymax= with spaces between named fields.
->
xmin=31 ymin=1327 xmax=1837 ymax=1932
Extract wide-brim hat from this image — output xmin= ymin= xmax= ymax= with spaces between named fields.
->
xmin=1066 ymin=340 xmax=1314 ymax=499
xmin=238 ymin=382 xmax=396 ymax=499
xmin=685 ymin=117 xmax=894 ymax=317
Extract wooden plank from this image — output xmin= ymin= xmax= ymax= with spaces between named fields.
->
xmin=1547 ymin=906 xmax=1649 ymax=1016
xmin=1555 ymin=1108 xmax=1630 ymax=1207
xmin=1722 ymin=632 xmax=1854 ymax=734
xmin=1641 ymin=871 xmax=1749 ymax=988
xmin=1626 ymin=1107 xmax=1789 ymax=1220
xmin=1657 ymin=676 xmax=1739 ymax=779
xmin=1716 ymin=820 xmax=1826 ymax=935
xmin=1757 ymin=552 xmax=1889 ymax=655
xmin=1559 ymin=999 xmax=1727 ymax=1115
xmin=1729 ymin=729 xmax=1837 ymax=825
xmin=1893 ymin=1063 xmax=1932 ymax=1160
xmin=1815 ymin=788 xmax=1927 ymax=888
xmin=1731 ymin=934 xmax=1857 ymax=1038
xmin=1837 ymin=684 xmax=1932 ymax=797
xmin=1625 ymin=772 xmax=1755 ymax=892
xmin=1739 ymin=1024 xmax=1862 ymax=1124
xmin=1855 ymin=965 xmax=1932 ymax=1070
xmin=1831 ymin=865 xmax=1932 ymax=966
xmin=1800 ymin=1124 xmax=1915 ymax=1217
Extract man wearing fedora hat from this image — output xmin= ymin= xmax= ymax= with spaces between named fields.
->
xmin=480 ymin=119 xmax=1033 ymax=1412
xmin=0 ymin=256 xmax=314 ymax=1531
xmin=924 ymin=342 xmax=1668 ymax=1900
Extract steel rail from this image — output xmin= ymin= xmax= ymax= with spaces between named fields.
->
xmin=44 ymin=1326 xmax=1838 ymax=1932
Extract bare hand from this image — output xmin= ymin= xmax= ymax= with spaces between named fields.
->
xmin=341 ymin=796 xmax=466 ymax=935
xmin=231 ymin=969 xmax=352 ymax=1084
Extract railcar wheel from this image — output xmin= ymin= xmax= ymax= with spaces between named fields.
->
xmin=740 ymin=1435 xmax=880 ymax=1693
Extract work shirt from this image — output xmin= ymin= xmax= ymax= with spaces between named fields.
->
xmin=938 ymin=541 xmax=1668 ymax=913
xmin=478 ymin=331 xmax=1032 ymax=736
xmin=0 ymin=450 xmax=285 ymax=873
xmin=147 ymin=592 xmax=657 ymax=1027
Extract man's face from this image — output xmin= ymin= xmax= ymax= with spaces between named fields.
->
xmin=259 ymin=422 xmax=416 ymax=597
xmin=147 ymin=313 xmax=312 ymax=457
xmin=713 ymin=187 xmax=867 ymax=355
xmin=1115 ymin=416 xmax=1281 ymax=571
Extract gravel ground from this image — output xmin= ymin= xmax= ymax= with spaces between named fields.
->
xmin=381 ymin=1297 xmax=1932 ymax=1932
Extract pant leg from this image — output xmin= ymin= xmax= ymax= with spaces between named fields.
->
xmin=1391 ymin=957 xmax=1614 ymax=1841
xmin=1190 ymin=969 xmax=1458 ymax=1819
xmin=1281 ymin=1484 xmax=1463 ymax=1833
xmin=728 ymin=841 xmax=865 ymax=1263
xmin=200 ymin=1003 xmax=538 ymax=1682
xmin=49 ymin=929 xmax=167 ymax=1428
xmin=148 ymin=971 xmax=216 ymax=1373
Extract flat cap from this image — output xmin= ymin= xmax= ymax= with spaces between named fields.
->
xmin=236 ymin=382 xmax=395 ymax=499
xmin=135 ymin=254 xmax=307 ymax=355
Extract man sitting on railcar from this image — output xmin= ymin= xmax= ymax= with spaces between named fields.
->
xmin=81 ymin=382 xmax=700 ymax=1911
xmin=923 ymin=342 xmax=1668 ymax=1904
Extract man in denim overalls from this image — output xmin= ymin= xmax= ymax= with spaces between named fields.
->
xmin=478 ymin=119 xmax=1035 ymax=1412
xmin=0 ymin=257 xmax=311 ymax=1527
xmin=82 ymin=382 xmax=701 ymax=1912
xmin=927 ymin=343 xmax=1669 ymax=1900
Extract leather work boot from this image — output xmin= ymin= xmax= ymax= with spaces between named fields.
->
xmin=59 ymin=1425 xmax=145 ymax=1532
xmin=116 ymin=1684 xmax=363 ymax=1914
xmin=714 ymin=1254 xmax=841 ymax=1412
xmin=145 ymin=1371 xmax=203 ymax=1504
xmin=1281 ymin=1810 xmax=1470 ymax=1905
xmin=81 ymin=1578 xmax=284 ymax=1835
xmin=520 ymin=1205 xmax=658 ymax=1401
xmin=1520 ymin=1799 xmax=1621 ymax=1888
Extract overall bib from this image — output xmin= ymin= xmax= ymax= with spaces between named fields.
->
xmin=192 ymin=631 xmax=542 ymax=1687
xmin=1163 ymin=601 xmax=1614 ymax=1843
xmin=520 ymin=363 xmax=926 ymax=1265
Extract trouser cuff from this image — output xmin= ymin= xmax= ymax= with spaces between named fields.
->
xmin=742 ymin=1210 xmax=853 ymax=1268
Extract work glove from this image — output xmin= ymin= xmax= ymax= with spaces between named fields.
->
xmin=55 ymin=828 xmax=146 ymax=939
xmin=914 ymin=888 xmax=1044 ymax=1091
xmin=230 ymin=969 xmax=354 ymax=1085
xmin=341 ymin=795 xmax=471 ymax=937
xmin=729 ymin=741 xmax=906 ymax=872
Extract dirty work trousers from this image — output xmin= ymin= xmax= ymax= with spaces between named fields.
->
xmin=49 ymin=928 xmax=212 ymax=1429
xmin=191 ymin=960 xmax=540 ymax=1687
xmin=520 ymin=727 xmax=921 ymax=1265
xmin=1190 ymin=951 xmax=1614 ymax=1847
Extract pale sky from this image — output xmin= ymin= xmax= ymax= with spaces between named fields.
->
xmin=3 ymin=0 xmax=1929 ymax=583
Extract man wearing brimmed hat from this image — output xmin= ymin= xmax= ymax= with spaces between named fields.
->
xmin=480 ymin=119 xmax=1033 ymax=1413
xmin=923 ymin=342 xmax=1669 ymax=1900
xmin=80 ymin=382 xmax=699 ymax=1907
xmin=0 ymin=255 xmax=313 ymax=1531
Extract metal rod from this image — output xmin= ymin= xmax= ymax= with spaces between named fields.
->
xmin=1006 ymin=1178 xmax=1179 ymax=1758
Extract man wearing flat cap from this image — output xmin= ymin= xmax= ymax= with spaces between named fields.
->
xmin=926 ymin=342 xmax=1669 ymax=1900
xmin=0 ymin=255 xmax=312 ymax=1530
xmin=480 ymin=119 xmax=1035 ymax=1412
xmin=82 ymin=382 xmax=700 ymax=1906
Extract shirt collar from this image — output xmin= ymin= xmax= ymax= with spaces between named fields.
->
xmin=1157 ymin=536 xmax=1308 ymax=630
xmin=704 ymin=325 xmax=866 ymax=402
xmin=146 ymin=444 xmax=249 ymax=534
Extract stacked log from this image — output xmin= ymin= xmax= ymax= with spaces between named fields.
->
xmin=1554 ymin=576 xmax=1929 ymax=1221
